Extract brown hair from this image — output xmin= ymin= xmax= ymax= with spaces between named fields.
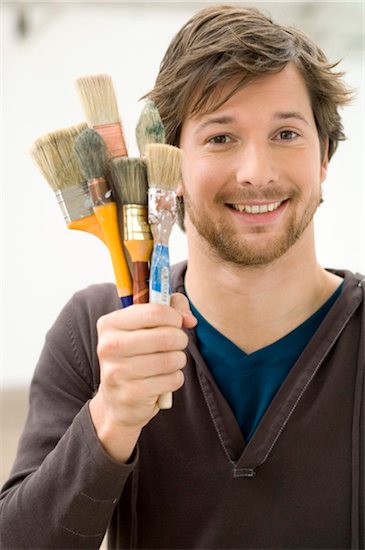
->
xmin=147 ymin=4 xmax=354 ymax=227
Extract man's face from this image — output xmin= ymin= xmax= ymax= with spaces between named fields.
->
xmin=179 ymin=63 xmax=328 ymax=267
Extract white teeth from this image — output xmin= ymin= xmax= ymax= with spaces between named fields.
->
xmin=232 ymin=201 xmax=282 ymax=213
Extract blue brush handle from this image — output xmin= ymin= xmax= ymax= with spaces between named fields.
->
xmin=149 ymin=243 xmax=171 ymax=305
xmin=120 ymin=295 xmax=133 ymax=308
xmin=149 ymin=243 xmax=173 ymax=409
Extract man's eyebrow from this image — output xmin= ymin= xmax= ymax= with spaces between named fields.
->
xmin=273 ymin=111 xmax=309 ymax=125
xmin=193 ymin=116 xmax=235 ymax=133
xmin=193 ymin=111 xmax=309 ymax=133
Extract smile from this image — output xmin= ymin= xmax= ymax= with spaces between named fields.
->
xmin=230 ymin=201 xmax=283 ymax=214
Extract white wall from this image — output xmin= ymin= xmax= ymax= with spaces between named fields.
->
xmin=1 ymin=2 xmax=364 ymax=388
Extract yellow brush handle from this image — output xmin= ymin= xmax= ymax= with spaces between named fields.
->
xmin=67 ymin=214 xmax=105 ymax=243
xmin=93 ymin=203 xmax=133 ymax=304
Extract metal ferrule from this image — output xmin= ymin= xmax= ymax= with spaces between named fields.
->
xmin=123 ymin=205 xmax=152 ymax=241
xmin=148 ymin=188 xmax=177 ymax=225
xmin=88 ymin=177 xmax=113 ymax=206
xmin=55 ymin=182 xmax=94 ymax=223
xmin=148 ymin=188 xmax=177 ymax=246
xmin=95 ymin=123 xmax=127 ymax=159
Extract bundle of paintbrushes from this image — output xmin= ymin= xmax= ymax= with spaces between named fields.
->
xmin=75 ymin=76 xmax=166 ymax=306
xmin=31 ymin=78 xmax=181 ymax=409
xmin=30 ymin=123 xmax=105 ymax=243
xmin=145 ymin=142 xmax=183 ymax=409
xmin=73 ymin=128 xmax=133 ymax=308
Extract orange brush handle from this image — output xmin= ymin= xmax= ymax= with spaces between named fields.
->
xmin=67 ymin=213 xmax=105 ymax=243
xmin=93 ymin=202 xmax=133 ymax=307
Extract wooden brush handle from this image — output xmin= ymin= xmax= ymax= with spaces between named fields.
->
xmin=132 ymin=261 xmax=150 ymax=304
xmin=157 ymin=392 xmax=173 ymax=409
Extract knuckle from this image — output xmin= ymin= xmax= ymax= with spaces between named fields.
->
xmin=96 ymin=313 xmax=108 ymax=334
xmin=102 ymin=362 xmax=122 ymax=386
xmin=142 ymin=304 xmax=164 ymax=327
xmin=157 ymin=328 xmax=188 ymax=351
xmin=153 ymin=329 xmax=174 ymax=351
xmin=170 ymin=292 xmax=189 ymax=312
xmin=161 ymin=351 xmax=184 ymax=372
xmin=179 ymin=332 xmax=189 ymax=349
xmin=158 ymin=353 xmax=173 ymax=372
xmin=97 ymin=334 xmax=120 ymax=359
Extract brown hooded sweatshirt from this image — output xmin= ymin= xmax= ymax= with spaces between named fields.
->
xmin=0 ymin=262 xmax=364 ymax=550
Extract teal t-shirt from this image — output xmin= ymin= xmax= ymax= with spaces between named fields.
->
xmin=189 ymin=283 xmax=343 ymax=442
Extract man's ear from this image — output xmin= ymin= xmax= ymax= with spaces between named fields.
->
xmin=320 ymin=138 xmax=329 ymax=183
xmin=176 ymin=180 xmax=184 ymax=197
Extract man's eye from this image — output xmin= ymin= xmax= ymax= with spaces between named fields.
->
xmin=208 ymin=135 xmax=231 ymax=144
xmin=276 ymin=130 xmax=299 ymax=141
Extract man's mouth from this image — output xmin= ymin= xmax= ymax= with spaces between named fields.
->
xmin=228 ymin=200 xmax=285 ymax=214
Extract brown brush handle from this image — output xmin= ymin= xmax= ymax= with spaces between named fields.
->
xmin=132 ymin=261 xmax=150 ymax=304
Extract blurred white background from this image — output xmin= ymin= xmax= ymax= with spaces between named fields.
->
xmin=1 ymin=1 xmax=364 ymax=389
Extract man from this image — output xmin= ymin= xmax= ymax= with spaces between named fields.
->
xmin=1 ymin=5 xmax=363 ymax=549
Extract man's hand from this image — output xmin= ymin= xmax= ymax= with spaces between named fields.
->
xmin=89 ymin=293 xmax=197 ymax=463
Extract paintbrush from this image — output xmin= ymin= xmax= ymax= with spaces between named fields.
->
xmin=30 ymin=123 xmax=105 ymax=242
xmin=75 ymin=73 xmax=128 ymax=159
xmin=135 ymin=98 xmax=165 ymax=156
xmin=109 ymin=157 xmax=153 ymax=304
xmin=74 ymin=128 xmax=133 ymax=308
xmin=145 ymin=143 xmax=183 ymax=409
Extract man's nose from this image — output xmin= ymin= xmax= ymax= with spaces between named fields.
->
xmin=234 ymin=141 xmax=279 ymax=189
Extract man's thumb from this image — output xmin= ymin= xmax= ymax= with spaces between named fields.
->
xmin=170 ymin=293 xmax=198 ymax=329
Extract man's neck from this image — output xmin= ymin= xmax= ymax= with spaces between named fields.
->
xmin=185 ymin=227 xmax=342 ymax=354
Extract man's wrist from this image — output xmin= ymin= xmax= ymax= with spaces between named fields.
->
xmin=89 ymin=394 xmax=142 ymax=464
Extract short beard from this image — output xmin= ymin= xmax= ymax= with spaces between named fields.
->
xmin=184 ymin=189 xmax=322 ymax=268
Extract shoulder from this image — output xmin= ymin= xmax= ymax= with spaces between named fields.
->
xmin=43 ymin=283 xmax=120 ymax=390
xmin=329 ymin=268 xmax=365 ymax=301
xmin=328 ymin=268 xmax=364 ymax=283
xmin=69 ymin=282 xmax=120 ymax=320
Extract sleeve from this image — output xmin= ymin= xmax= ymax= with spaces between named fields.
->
xmin=0 ymin=285 xmax=138 ymax=549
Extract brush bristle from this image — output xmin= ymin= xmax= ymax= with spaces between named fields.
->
xmin=109 ymin=157 xmax=148 ymax=206
xmin=30 ymin=123 xmax=87 ymax=190
xmin=145 ymin=144 xmax=182 ymax=191
xmin=74 ymin=128 xmax=108 ymax=180
xmin=135 ymin=99 xmax=165 ymax=155
xmin=75 ymin=74 xmax=120 ymax=126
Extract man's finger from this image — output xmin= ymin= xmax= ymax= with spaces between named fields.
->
xmin=170 ymin=293 xmax=198 ymax=329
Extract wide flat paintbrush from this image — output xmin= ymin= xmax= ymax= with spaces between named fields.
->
xmin=75 ymin=73 xmax=128 ymax=159
xmin=74 ymin=128 xmax=133 ymax=308
xmin=30 ymin=123 xmax=105 ymax=242
xmin=109 ymin=157 xmax=153 ymax=304
xmin=145 ymin=143 xmax=183 ymax=409
xmin=135 ymin=98 xmax=165 ymax=156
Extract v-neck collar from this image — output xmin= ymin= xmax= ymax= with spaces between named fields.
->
xmin=172 ymin=263 xmax=363 ymax=476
